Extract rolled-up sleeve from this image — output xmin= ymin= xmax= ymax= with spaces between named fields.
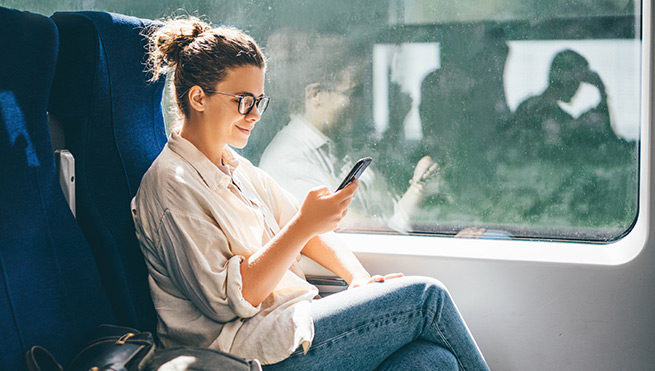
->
xmin=158 ymin=209 xmax=261 ymax=322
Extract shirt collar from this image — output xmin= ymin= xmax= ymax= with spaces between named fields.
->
xmin=167 ymin=132 xmax=240 ymax=191
xmin=288 ymin=114 xmax=331 ymax=151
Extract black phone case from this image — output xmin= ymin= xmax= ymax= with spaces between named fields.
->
xmin=336 ymin=157 xmax=372 ymax=191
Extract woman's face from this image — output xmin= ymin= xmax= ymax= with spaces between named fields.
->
xmin=204 ymin=65 xmax=265 ymax=149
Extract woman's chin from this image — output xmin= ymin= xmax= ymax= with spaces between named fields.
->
xmin=231 ymin=139 xmax=249 ymax=149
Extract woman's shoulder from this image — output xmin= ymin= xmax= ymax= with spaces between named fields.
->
xmin=141 ymin=147 xmax=184 ymax=188
xmin=138 ymin=146 xmax=204 ymax=210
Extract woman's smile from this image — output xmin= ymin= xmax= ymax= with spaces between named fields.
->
xmin=236 ymin=124 xmax=252 ymax=135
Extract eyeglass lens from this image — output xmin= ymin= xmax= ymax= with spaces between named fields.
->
xmin=239 ymin=96 xmax=269 ymax=115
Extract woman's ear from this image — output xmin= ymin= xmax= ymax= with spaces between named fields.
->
xmin=187 ymin=86 xmax=207 ymax=113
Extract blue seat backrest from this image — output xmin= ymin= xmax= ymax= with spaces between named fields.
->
xmin=0 ymin=7 xmax=116 ymax=371
xmin=49 ymin=11 xmax=167 ymax=334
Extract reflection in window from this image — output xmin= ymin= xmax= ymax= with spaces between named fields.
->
xmin=367 ymin=37 xmax=640 ymax=240
xmin=24 ymin=0 xmax=638 ymax=242
xmin=254 ymin=1 xmax=641 ymax=242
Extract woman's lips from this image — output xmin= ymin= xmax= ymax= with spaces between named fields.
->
xmin=236 ymin=125 xmax=251 ymax=134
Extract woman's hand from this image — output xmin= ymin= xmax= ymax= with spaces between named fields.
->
xmin=349 ymin=273 xmax=405 ymax=289
xmin=454 ymin=227 xmax=486 ymax=238
xmin=241 ymin=181 xmax=357 ymax=307
xmin=295 ymin=180 xmax=358 ymax=237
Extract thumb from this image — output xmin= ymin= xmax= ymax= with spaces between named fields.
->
xmin=307 ymin=185 xmax=330 ymax=199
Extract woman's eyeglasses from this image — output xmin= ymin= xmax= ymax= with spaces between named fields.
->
xmin=206 ymin=90 xmax=270 ymax=116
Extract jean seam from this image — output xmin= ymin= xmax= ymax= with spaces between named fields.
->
xmin=292 ymin=308 xmax=419 ymax=357
xmin=427 ymin=308 xmax=465 ymax=370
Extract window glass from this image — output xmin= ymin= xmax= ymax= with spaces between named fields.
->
xmin=12 ymin=0 xmax=641 ymax=242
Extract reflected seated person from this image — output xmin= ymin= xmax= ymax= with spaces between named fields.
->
xmin=259 ymin=81 xmax=442 ymax=233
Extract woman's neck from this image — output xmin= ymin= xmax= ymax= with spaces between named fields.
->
xmin=179 ymin=125 xmax=225 ymax=167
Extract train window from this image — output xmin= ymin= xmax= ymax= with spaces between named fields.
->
xmin=18 ymin=0 xmax=642 ymax=246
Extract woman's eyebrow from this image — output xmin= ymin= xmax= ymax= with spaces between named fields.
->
xmin=234 ymin=91 xmax=266 ymax=98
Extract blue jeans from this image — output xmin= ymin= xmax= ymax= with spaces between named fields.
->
xmin=264 ymin=276 xmax=489 ymax=371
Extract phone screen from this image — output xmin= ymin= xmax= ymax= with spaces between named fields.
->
xmin=336 ymin=157 xmax=372 ymax=191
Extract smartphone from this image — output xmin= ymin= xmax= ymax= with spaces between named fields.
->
xmin=336 ymin=157 xmax=372 ymax=191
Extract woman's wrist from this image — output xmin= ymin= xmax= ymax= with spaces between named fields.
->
xmin=288 ymin=212 xmax=319 ymax=243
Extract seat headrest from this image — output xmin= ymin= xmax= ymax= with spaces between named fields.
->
xmin=49 ymin=12 xmax=162 ymax=119
xmin=0 ymin=7 xmax=58 ymax=170
xmin=50 ymin=11 xmax=166 ymax=195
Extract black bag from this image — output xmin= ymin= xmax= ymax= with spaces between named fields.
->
xmin=69 ymin=324 xmax=155 ymax=371
xmin=26 ymin=324 xmax=263 ymax=371
xmin=26 ymin=324 xmax=155 ymax=371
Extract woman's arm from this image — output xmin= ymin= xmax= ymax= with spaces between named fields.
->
xmin=240 ymin=181 xmax=358 ymax=306
xmin=301 ymin=233 xmax=404 ymax=289
xmin=301 ymin=232 xmax=371 ymax=285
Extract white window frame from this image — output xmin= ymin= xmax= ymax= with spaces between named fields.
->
xmin=339 ymin=1 xmax=652 ymax=266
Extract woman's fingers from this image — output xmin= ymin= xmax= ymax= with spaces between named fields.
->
xmin=454 ymin=227 xmax=486 ymax=238
xmin=335 ymin=179 xmax=358 ymax=196
xmin=368 ymin=275 xmax=385 ymax=284
xmin=367 ymin=273 xmax=404 ymax=285
xmin=349 ymin=273 xmax=406 ymax=289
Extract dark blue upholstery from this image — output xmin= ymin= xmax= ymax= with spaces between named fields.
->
xmin=0 ymin=7 xmax=116 ymax=371
xmin=49 ymin=11 xmax=166 ymax=334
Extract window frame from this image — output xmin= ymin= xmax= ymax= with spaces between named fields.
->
xmin=338 ymin=2 xmax=651 ymax=266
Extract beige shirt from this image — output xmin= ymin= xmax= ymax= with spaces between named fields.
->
xmin=131 ymin=132 xmax=318 ymax=364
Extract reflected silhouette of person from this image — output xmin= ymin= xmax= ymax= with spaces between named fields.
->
xmin=260 ymin=73 xmax=440 ymax=233
xmin=376 ymin=77 xmax=416 ymax=194
xmin=381 ymin=79 xmax=412 ymax=146
xmin=259 ymin=31 xmax=444 ymax=232
xmin=508 ymin=49 xmax=637 ymax=224
xmin=510 ymin=49 xmax=616 ymax=158
xmin=418 ymin=25 xmax=510 ymax=206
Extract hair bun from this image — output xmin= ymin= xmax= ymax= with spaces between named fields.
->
xmin=191 ymin=22 xmax=207 ymax=38
xmin=146 ymin=17 xmax=211 ymax=80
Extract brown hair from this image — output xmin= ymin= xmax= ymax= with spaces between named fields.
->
xmin=146 ymin=17 xmax=266 ymax=118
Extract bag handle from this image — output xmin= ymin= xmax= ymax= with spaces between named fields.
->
xmin=25 ymin=346 xmax=64 ymax=371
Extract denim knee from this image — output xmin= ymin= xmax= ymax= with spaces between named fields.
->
xmin=394 ymin=276 xmax=451 ymax=310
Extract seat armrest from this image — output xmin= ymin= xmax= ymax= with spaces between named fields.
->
xmin=54 ymin=149 xmax=75 ymax=217
xmin=306 ymin=275 xmax=348 ymax=296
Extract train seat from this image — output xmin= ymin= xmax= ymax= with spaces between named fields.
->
xmin=0 ymin=7 xmax=116 ymax=371
xmin=48 ymin=11 xmax=167 ymax=334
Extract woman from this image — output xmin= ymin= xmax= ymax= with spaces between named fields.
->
xmin=132 ymin=17 xmax=489 ymax=370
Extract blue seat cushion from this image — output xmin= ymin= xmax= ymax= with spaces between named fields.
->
xmin=0 ymin=7 xmax=115 ymax=371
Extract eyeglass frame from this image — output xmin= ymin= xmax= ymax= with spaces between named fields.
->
xmin=204 ymin=89 xmax=271 ymax=116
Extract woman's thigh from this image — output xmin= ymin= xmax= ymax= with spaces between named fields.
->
xmin=263 ymin=276 xmax=459 ymax=371
xmin=375 ymin=340 xmax=458 ymax=371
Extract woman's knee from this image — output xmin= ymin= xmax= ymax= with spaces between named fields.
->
xmin=394 ymin=276 xmax=459 ymax=324
xmin=403 ymin=275 xmax=448 ymax=291
xmin=390 ymin=276 xmax=452 ymax=303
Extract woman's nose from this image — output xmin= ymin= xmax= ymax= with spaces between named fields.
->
xmin=245 ymin=108 xmax=261 ymax=122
